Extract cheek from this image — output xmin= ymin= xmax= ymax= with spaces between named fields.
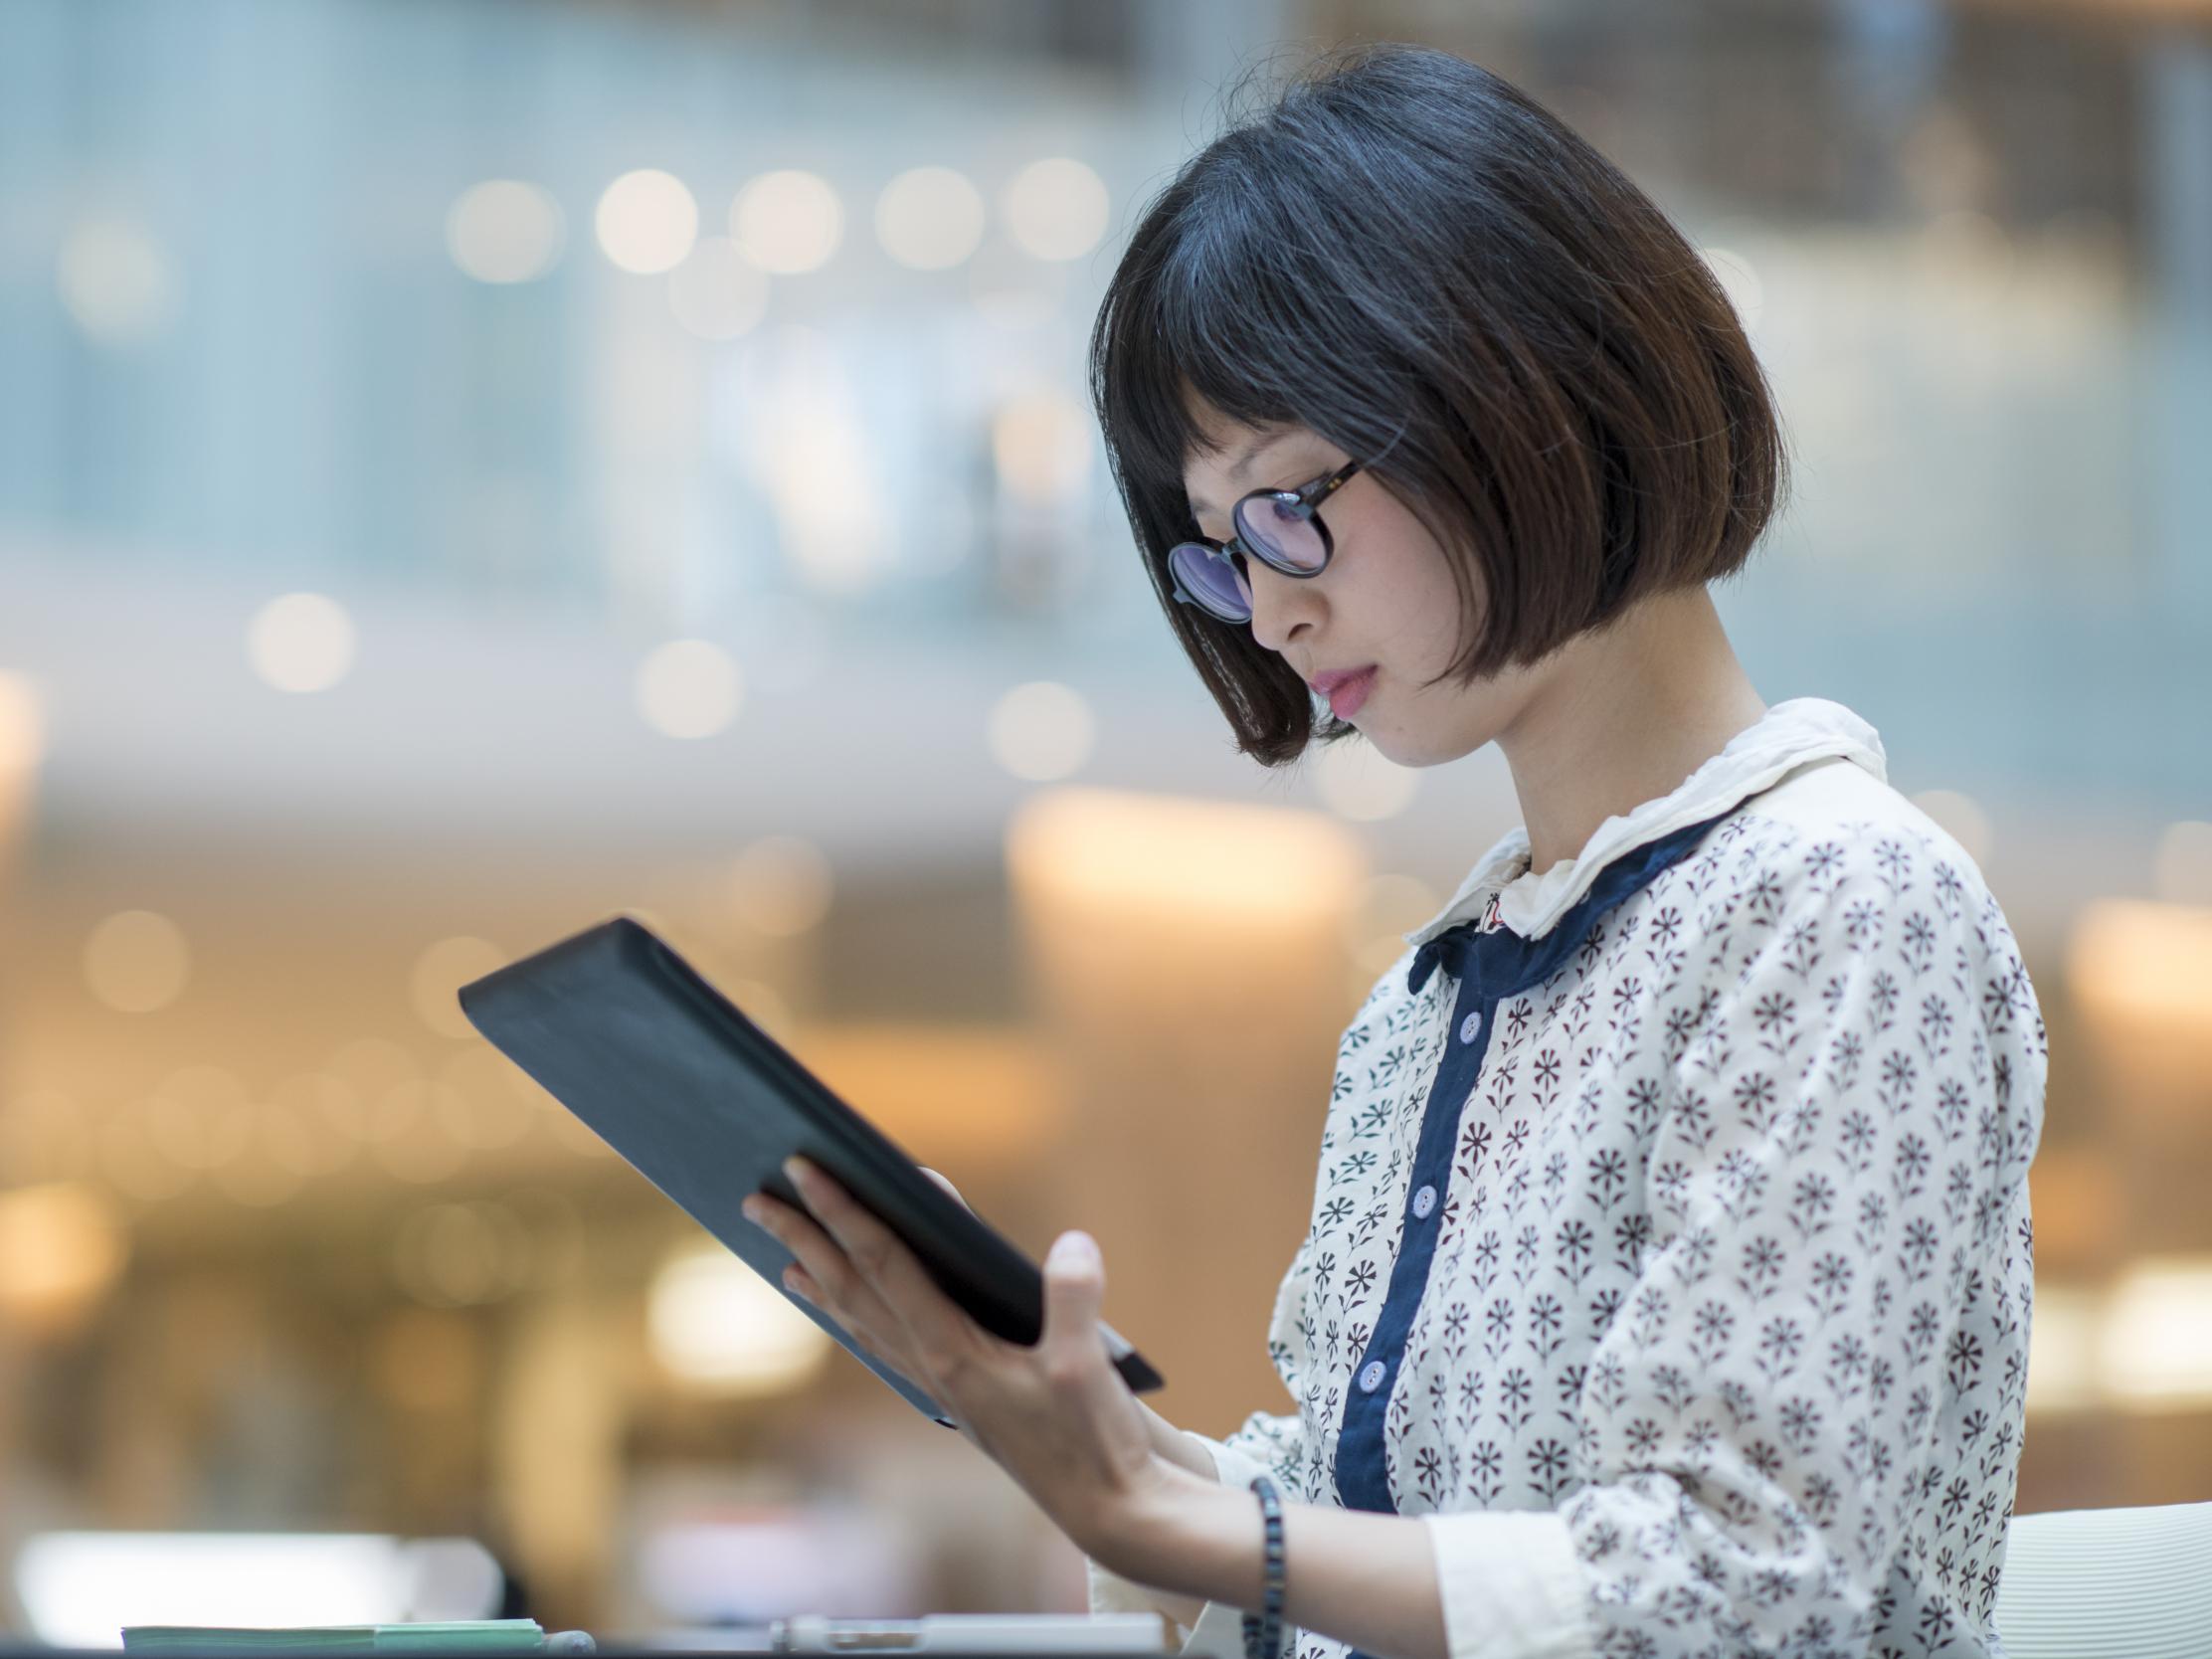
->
xmin=1359 ymin=490 xmax=1470 ymax=592
xmin=1374 ymin=534 xmax=1480 ymax=661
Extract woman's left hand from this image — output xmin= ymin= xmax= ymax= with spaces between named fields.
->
xmin=742 ymin=1156 xmax=1184 ymax=1568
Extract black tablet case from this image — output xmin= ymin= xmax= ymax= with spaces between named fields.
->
xmin=457 ymin=916 xmax=1163 ymax=1422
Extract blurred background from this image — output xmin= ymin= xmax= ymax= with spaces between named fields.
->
xmin=2 ymin=0 xmax=2209 ymax=1643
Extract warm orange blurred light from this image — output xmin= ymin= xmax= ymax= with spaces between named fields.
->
xmin=2024 ymin=1147 xmax=2124 ymax=1269
xmin=2098 ymin=1256 xmax=2212 ymax=1410
xmin=2022 ymin=1282 xmax=2100 ymax=1414
xmin=2068 ymin=899 xmax=2212 ymax=1036
xmin=0 ymin=669 xmax=42 ymax=860
xmin=647 ymin=1237 xmax=832 ymax=1396
xmin=1006 ymin=787 xmax=1364 ymax=931
xmin=0 ymin=1181 xmax=129 ymax=1337
xmin=792 ymin=1023 xmax=1068 ymax=1168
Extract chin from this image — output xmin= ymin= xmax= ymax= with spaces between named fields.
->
xmin=1358 ymin=714 xmax=1500 ymax=769
xmin=1355 ymin=727 xmax=1464 ymax=769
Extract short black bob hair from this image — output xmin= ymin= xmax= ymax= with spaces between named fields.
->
xmin=1089 ymin=43 xmax=1787 ymax=767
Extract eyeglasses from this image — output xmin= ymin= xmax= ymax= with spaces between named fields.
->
xmin=1167 ymin=457 xmax=1366 ymax=625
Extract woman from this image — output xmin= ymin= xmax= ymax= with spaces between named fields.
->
xmin=741 ymin=43 xmax=2046 ymax=1659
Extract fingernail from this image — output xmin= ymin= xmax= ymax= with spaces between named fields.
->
xmin=1051 ymin=1231 xmax=1099 ymax=1266
xmin=783 ymin=1157 xmax=808 ymax=1185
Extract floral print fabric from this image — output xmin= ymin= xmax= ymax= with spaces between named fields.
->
xmin=1209 ymin=725 xmax=2047 ymax=1659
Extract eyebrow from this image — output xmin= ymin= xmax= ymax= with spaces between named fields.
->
xmin=1186 ymin=430 xmax=1293 ymax=521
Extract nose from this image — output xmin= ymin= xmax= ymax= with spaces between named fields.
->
xmin=1242 ymin=556 xmax=1322 ymax=655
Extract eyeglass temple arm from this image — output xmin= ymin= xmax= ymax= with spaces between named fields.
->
xmin=1302 ymin=417 xmax=1410 ymax=503
xmin=1299 ymin=458 xmax=1363 ymax=506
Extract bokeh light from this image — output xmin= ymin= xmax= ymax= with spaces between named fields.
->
xmin=56 ymin=215 xmax=179 ymax=345
xmin=326 ymin=1038 xmax=421 ymax=1130
xmin=731 ymin=170 xmax=842 ymax=276
xmin=728 ymin=835 xmax=833 ymax=937
xmin=0 ymin=670 xmax=46 ymax=840
xmin=247 ymin=593 xmax=357 ymax=693
xmin=874 ymin=166 xmax=986 ymax=270
xmin=647 ymin=1237 xmax=832 ymax=1395
xmin=432 ymin=1046 xmax=539 ymax=1151
xmin=734 ymin=332 xmax=891 ymax=594
xmin=215 ymin=1111 xmax=311 ymax=1207
xmin=0 ymin=1183 xmax=127 ymax=1335
xmin=635 ymin=639 xmax=744 ymax=739
xmin=268 ymin=1073 xmax=362 ymax=1175
xmin=1007 ymin=787 xmax=1363 ymax=929
xmin=1000 ymin=157 xmax=1109 ymax=261
xmin=2097 ymin=1257 xmax=2212 ymax=1408
xmin=99 ymin=1108 xmax=197 ymax=1202
xmin=371 ymin=1084 xmax=470 ymax=1184
xmin=595 ymin=168 xmax=699 ymax=275
xmin=1311 ymin=740 xmax=1421 ymax=822
xmin=83 ymin=910 xmax=191 ymax=1013
xmin=146 ymin=1064 xmax=254 ymax=1171
xmin=2068 ymin=899 xmax=2212 ymax=1033
xmin=986 ymin=680 xmax=1095 ymax=782
xmin=445 ymin=180 xmax=565 ymax=283
xmin=392 ymin=1200 xmax=533 ymax=1308
xmin=991 ymin=389 xmax=1092 ymax=504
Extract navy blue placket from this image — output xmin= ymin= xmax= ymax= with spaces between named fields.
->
xmin=1332 ymin=810 xmax=1733 ymax=1516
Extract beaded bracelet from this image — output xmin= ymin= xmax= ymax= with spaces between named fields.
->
xmin=1241 ymin=1473 xmax=1286 ymax=1659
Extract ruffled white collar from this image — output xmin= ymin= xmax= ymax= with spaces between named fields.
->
xmin=1403 ymin=697 xmax=1888 ymax=947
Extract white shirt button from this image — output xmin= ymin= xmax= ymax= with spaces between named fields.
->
xmin=1359 ymin=1360 xmax=1386 ymax=1393
xmin=1459 ymin=1010 xmax=1483 ymax=1044
xmin=1411 ymin=1184 xmax=1437 ymax=1219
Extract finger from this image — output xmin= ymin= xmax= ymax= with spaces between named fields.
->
xmin=1037 ymin=1230 xmax=1120 ymax=1404
xmin=743 ymin=1193 xmax=911 ymax=1357
xmin=786 ymin=1157 xmax=978 ymax=1364
xmin=919 ymin=1166 xmax=971 ymax=1211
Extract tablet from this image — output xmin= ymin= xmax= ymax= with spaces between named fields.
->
xmin=456 ymin=915 xmax=1164 ymax=1422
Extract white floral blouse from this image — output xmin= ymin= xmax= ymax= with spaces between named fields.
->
xmin=1089 ymin=698 xmax=2047 ymax=1659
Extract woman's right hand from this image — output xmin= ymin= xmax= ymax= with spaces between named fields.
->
xmin=919 ymin=1169 xmax=1216 ymax=1480
xmin=750 ymin=1166 xmax=1211 ymax=1475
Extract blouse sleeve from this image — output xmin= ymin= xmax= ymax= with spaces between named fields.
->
xmin=1423 ymin=822 xmax=2046 ymax=1659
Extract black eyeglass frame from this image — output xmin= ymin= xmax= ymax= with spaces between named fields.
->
xmin=1167 ymin=457 xmax=1367 ymax=624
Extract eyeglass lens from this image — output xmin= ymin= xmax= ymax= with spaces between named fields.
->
xmin=1169 ymin=492 xmax=1330 ymax=622
xmin=1170 ymin=540 xmax=1252 ymax=619
xmin=1233 ymin=492 xmax=1329 ymax=574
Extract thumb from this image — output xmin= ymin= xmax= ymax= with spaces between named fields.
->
xmin=1039 ymin=1230 xmax=1109 ymax=1380
xmin=920 ymin=1166 xmax=971 ymax=1211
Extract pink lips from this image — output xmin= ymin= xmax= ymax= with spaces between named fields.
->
xmin=1322 ymin=666 xmax=1377 ymax=719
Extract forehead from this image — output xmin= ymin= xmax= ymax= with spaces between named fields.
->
xmin=1179 ymin=399 xmax=1321 ymax=513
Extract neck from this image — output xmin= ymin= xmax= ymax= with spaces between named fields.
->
xmin=1495 ymin=587 xmax=1767 ymax=873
